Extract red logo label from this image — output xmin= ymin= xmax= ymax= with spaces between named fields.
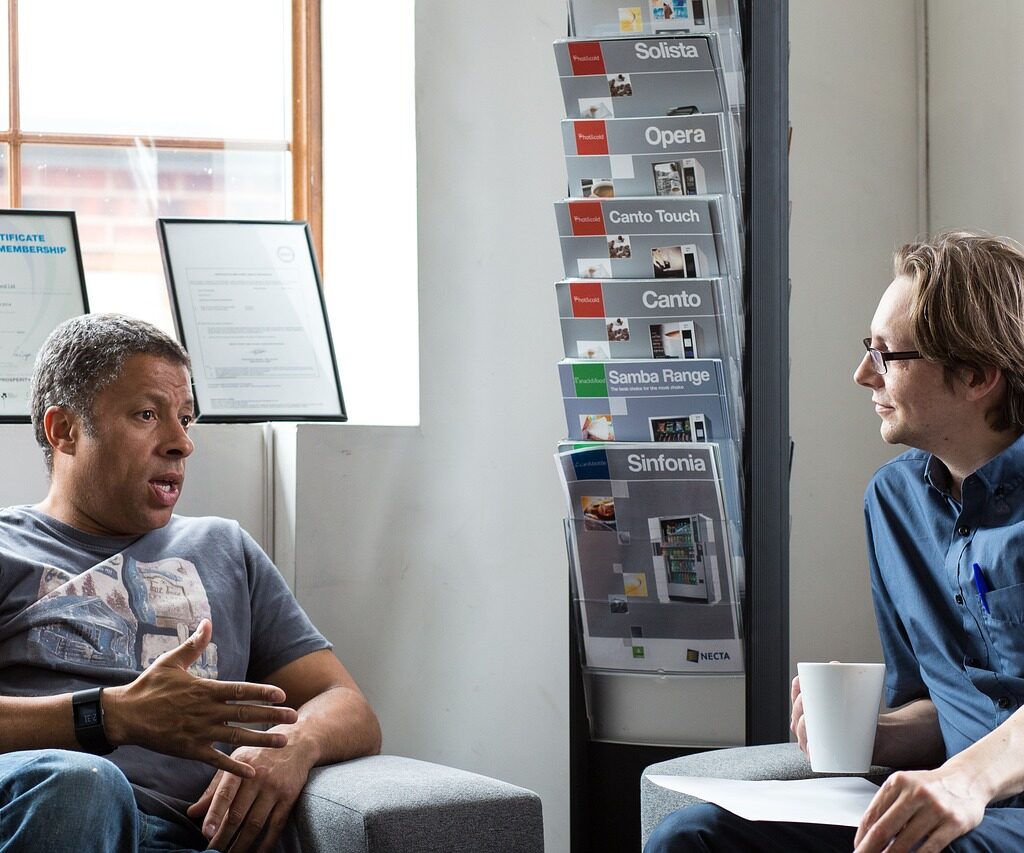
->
xmin=569 ymin=282 xmax=605 ymax=317
xmin=568 ymin=42 xmax=606 ymax=76
xmin=574 ymin=120 xmax=608 ymax=156
xmin=567 ymin=201 xmax=606 ymax=236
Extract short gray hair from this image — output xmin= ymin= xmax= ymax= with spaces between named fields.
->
xmin=30 ymin=313 xmax=190 ymax=471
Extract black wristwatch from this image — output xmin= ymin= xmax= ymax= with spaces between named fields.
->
xmin=71 ymin=687 xmax=116 ymax=755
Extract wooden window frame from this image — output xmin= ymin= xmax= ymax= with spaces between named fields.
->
xmin=2 ymin=0 xmax=323 ymax=263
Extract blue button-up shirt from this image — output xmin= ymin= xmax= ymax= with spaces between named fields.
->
xmin=867 ymin=433 xmax=1024 ymax=761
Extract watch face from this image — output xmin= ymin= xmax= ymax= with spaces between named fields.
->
xmin=74 ymin=702 xmax=100 ymax=727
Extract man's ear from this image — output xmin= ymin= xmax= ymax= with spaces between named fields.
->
xmin=961 ymin=365 xmax=1004 ymax=403
xmin=42 ymin=406 xmax=79 ymax=458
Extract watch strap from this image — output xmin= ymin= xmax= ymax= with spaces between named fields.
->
xmin=71 ymin=687 xmax=115 ymax=755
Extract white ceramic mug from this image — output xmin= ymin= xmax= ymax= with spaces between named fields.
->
xmin=797 ymin=661 xmax=885 ymax=773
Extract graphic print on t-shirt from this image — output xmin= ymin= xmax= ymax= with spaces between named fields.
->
xmin=27 ymin=552 xmax=218 ymax=677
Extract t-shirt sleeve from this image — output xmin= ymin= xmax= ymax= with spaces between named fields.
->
xmin=240 ymin=529 xmax=332 ymax=681
xmin=865 ymin=497 xmax=928 ymax=709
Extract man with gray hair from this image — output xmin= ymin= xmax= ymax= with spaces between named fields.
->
xmin=0 ymin=313 xmax=381 ymax=853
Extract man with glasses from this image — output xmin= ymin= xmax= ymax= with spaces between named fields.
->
xmin=647 ymin=231 xmax=1024 ymax=852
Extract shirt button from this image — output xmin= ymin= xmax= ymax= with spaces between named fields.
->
xmin=996 ymin=486 xmax=1006 ymax=497
xmin=955 ymin=593 xmax=964 ymax=605
xmin=967 ymin=657 xmax=980 ymax=667
xmin=957 ymin=525 xmax=970 ymax=536
xmin=998 ymin=697 xmax=1012 ymax=709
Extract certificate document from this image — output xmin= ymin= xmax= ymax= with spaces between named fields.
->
xmin=158 ymin=219 xmax=346 ymax=421
xmin=0 ymin=210 xmax=88 ymax=421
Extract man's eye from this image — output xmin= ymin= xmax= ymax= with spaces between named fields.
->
xmin=181 ymin=415 xmax=194 ymax=429
xmin=139 ymin=410 xmax=156 ymax=421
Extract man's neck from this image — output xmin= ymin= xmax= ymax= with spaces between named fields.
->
xmin=933 ymin=428 xmax=1021 ymax=503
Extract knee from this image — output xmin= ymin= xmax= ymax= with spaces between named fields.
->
xmin=645 ymin=802 xmax=730 ymax=853
xmin=3 ymin=749 xmax=133 ymax=813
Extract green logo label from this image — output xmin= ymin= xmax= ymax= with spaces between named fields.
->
xmin=572 ymin=363 xmax=608 ymax=398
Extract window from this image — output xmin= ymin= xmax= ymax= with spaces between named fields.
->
xmin=2 ymin=0 xmax=303 ymax=334
xmin=2 ymin=0 xmax=417 ymax=425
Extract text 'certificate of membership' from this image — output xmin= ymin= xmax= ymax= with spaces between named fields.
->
xmin=158 ymin=219 xmax=345 ymax=421
xmin=0 ymin=210 xmax=88 ymax=421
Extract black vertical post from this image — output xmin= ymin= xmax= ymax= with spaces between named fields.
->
xmin=744 ymin=1 xmax=790 ymax=745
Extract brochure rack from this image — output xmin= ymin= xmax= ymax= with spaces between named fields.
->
xmin=558 ymin=2 xmax=789 ymax=849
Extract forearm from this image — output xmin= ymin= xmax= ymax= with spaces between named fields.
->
xmin=872 ymin=698 xmax=946 ymax=768
xmin=943 ymin=705 xmax=1024 ymax=804
xmin=273 ymin=685 xmax=381 ymax=770
xmin=0 ymin=694 xmax=81 ymax=753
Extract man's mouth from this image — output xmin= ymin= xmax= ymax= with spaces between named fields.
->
xmin=149 ymin=477 xmax=182 ymax=505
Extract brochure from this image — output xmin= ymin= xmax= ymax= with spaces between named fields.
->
xmin=562 ymin=113 xmax=740 ymax=202
xmin=567 ymin=0 xmax=741 ymax=40
xmin=556 ymin=278 xmax=738 ymax=364
xmin=558 ymin=441 xmax=743 ymax=674
xmin=553 ymin=196 xmax=742 ymax=331
xmin=558 ymin=357 xmax=740 ymax=443
xmin=555 ymin=35 xmax=729 ymax=120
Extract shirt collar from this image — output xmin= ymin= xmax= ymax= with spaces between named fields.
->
xmin=925 ymin=431 xmax=1024 ymax=501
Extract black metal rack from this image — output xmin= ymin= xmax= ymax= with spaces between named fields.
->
xmin=569 ymin=3 xmax=790 ymax=849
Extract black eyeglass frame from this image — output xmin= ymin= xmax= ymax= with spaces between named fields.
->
xmin=862 ymin=338 xmax=923 ymax=375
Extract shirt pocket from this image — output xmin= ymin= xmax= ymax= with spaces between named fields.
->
xmin=983 ymin=581 xmax=1024 ymax=677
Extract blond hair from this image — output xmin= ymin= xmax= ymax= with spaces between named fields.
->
xmin=895 ymin=231 xmax=1024 ymax=432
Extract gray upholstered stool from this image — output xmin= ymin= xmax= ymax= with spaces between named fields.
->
xmin=292 ymin=754 xmax=544 ymax=852
xmin=640 ymin=742 xmax=892 ymax=846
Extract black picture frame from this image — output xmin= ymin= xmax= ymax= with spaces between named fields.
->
xmin=0 ymin=209 xmax=89 ymax=423
xmin=157 ymin=218 xmax=346 ymax=423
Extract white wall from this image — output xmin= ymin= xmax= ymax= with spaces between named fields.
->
xmin=312 ymin=3 xmax=571 ymax=849
xmin=927 ymin=1 xmax=1024 ymax=236
xmin=787 ymin=2 xmax=922 ymax=675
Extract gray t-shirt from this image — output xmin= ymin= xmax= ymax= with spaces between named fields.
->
xmin=0 ymin=505 xmax=330 ymax=822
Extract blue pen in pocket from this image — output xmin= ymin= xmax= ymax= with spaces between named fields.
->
xmin=972 ymin=563 xmax=991 ymax=615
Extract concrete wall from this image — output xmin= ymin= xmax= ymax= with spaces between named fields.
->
xmin=787 ymin=1 xmax=922 ymax=675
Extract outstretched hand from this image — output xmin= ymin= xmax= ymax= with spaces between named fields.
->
xmin=103 ymin=619 xmax=298 ymax=777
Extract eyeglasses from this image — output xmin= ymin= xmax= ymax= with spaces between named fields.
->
xmin=862 ymin=338 xmax=923 ymax=375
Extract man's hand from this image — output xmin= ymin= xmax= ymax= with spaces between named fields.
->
xmin=103 ymin=619 xmax=298 ymax=777
xmin=186 ymin=737 xmax=314 ymax=853
xmin=853 ymin=766 xmax=988 ymax=852
xmin=790 ymin=674 xmax=809 ymax=756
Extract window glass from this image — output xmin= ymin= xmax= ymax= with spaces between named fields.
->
xmin=21 ymin=144 xmax=289 ymax=333
xmin=18 ymin=1 xmax=289 ymax=139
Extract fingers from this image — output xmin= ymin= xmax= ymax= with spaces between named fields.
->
xmin=204 ymin=773 xmax=248 ymax=847
xmin=789 ymin=677 xmax=808 ymax=755
xmin=204 ymin=680 xmax=290 ymax=709
xmin=218 ymin=725 xmax=289 ymax=751
xmin=217 ymin=792 xmax=274 ymax=853
xmin=199 ymin=746 xmax=259 ymax=779
xmin=186 ymin=773 xmax=221 ymax=820
xmin=153 ymin=619 xmax=212 ymax=671
xmin=855 ymin=776 xmax=915 ymax=851
xmin=254 ymin=803 xmax=292 ymax=853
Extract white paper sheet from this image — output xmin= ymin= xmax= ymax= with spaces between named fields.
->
xmin=646 ymin=775 xmax=880 ymax=827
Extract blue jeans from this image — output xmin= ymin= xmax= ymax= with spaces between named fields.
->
xmin=0 ymin=749 xmax=216 ymax=853
xmin=646 ymin=802 xmax=1024 ymax=852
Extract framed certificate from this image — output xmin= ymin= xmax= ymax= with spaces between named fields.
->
xmin=157 ymin=219 xmax=346 ymax=422
xmin=0 ymin=209 xmax=89 ymax=423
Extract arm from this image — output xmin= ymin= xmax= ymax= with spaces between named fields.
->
xmin=791 ymin=676 xmax=944 ymax=769
xmin=0 ymin=619 xmax=296 ymax=778
xmin=871 ymin=697 xmax=945 ymax=768
xmin=853 ymin=705 xmax=1024 ymax=852
xmin=187 ymin=649 xmax=381 ymax=853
